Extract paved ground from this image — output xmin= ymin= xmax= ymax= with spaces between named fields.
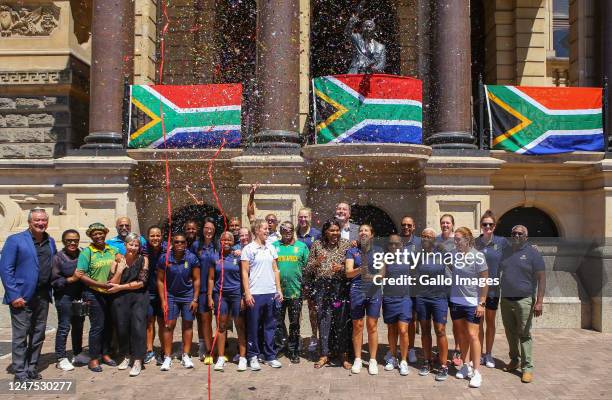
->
xmin=0 ymin=306 xmax=611 ymax=399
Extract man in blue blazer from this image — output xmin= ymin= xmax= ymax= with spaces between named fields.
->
xmin=0 ymin=208 xmax=56 ymax=382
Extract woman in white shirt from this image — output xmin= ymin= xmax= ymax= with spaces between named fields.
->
xmin=240 ymin=219 xmax=283 ymax=371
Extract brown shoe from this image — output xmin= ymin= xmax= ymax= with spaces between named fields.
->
xmin=503 ymin=360 xmax=519 ymax=372
xmin=521 ymin=371 xmax=533 ymax=383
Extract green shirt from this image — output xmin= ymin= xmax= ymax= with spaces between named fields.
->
xmin=273 ymin=240 xmax=309 ymax=298
xmin=77 ymin=244 xmax=117 ymax=293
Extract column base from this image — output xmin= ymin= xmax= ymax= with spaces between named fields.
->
xmin=81 ymin=131 xmax=124 ymax=150
xmin=252 ymin=129 xmax=302 ymax=149
xmin=425 ymin=131 xmax=478 ymax=149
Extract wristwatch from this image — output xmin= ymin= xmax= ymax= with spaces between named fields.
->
xmin=479 ymin=301 xmax=486 ymax=307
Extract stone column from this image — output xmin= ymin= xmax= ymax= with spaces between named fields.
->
xmin=252 ymin=0 xmax=301 ymax=150
xmin=82 ymin=0 xmax=134 ymax=149
xmin=604 ymin=0 xmax=612 ymax=148
xmin=426 ymin=0 xmax=476 ymax=149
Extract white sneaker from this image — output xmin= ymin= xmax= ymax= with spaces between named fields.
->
xmin=129 ymin=361 xmax=142 ymax=377
xmin=456 ymin=363 xmax=473 ymax=379
xmin=399 ymin=360 xmax=409 ymax=376
xmin=160 ymin=356 xmax=172 ymax=371
xmin=56 ymin=358 xmax=75 ymax=371
xmin=368 ymin=359 xmax=378 ymax=375
xmin=469 ymin=370 xmax=482 ymax=388
xmin=351 ymin=358 xmax=363 ymax=374
xmin=484 ymin=353 xmax=495 ymax=368
xmin=181 ymin=353 xmax=194 ymax=369
xmin=267 ymin=359 xmax=282 ymax=368
xmin=118 ymin=357 xmax=130 ymax=370
xmin=214 ymin=357 xmax=225 ymax=371
xmin=249 ymin=356 xmax=261 ymax=371
xmin=237 ymin=357 xmax=248 ymax=371
xmin=408 ymin=348 xmax=417 ymax=363
xmin=308 ymin=337 xmax=318 ymax=352
xmin=384 ymin=357 xmax=397 ymax=371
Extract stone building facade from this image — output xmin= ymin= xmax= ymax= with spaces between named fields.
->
xmin=1 ymin=0 xmax=611 ymax=331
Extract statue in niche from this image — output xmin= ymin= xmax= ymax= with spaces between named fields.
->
xmin=345 ymin=0 xmax=386 ymax=74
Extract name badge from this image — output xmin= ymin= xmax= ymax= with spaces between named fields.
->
xmin=294 ymin=247 xmax=299 ymax=254
xmin=184 ymin=261 xmax=188 ymax=269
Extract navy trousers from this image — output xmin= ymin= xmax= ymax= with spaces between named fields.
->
xmin=246 ymin=293 xmax=277 ymax=361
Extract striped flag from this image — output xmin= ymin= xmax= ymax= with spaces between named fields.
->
xmin=128 ymin=84 xmax=242 ymax=149
xmin=313 ymin=74 xmax=422 ymax=144
xmin=485 ymin=85 xmax=603 ymax=154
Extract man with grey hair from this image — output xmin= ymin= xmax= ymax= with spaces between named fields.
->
xmin=0 ymin=207 xmax=57 ymax=382
xmin=499 ymin=224 xmax=546 ymax=384
xmin=335 ymin=202 xmax=359 ymax=242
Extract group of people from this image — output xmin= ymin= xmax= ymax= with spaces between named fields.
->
xmin=0 ymin=197 xmax=545 ymax=389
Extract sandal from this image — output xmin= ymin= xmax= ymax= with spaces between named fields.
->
xmin=341 ymin=353 xmax=351 ymax=370
xmin=314 ymin=356 xmax=328 ymax=369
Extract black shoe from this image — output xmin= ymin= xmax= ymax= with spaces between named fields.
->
xmin=27 ymin=371 xmax=42 ymax=380
xmin=101 ymin=358 xmax=117 ymax=367
xmin=14 ymin=375 xmax=29 ymax=383
xmin=88 ymin=364 xmax=103 ymax=373
xmin=290 ymin=355 xmax=300 ymax=364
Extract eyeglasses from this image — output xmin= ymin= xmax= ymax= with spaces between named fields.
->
xmin=511 ymin=231 xmax=525 ymax=237
xmin=63 ymin=239 xmax=79 ymax=244
xmin=266 ymin=219 xmax=277 ymax=223
xmin=173 ymin=240 xmax=186 ymax=244
xmin=481 ymin=223 xmax=494 ymax=228
xmin=401 ymin=224 xmax=413 ymax=227
xmin=118 ymin=224 xmax=130 ymax=228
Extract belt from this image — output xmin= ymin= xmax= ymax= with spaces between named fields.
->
xmin=504 ymin=296 xmax=527 ymax=301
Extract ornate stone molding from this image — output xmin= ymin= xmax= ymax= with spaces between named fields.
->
xmin=0 ymin=4 xmax=60 ymax=37
xmin=0 ymin=70 xmax=71 ymax=85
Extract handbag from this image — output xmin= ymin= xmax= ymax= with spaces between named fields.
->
xmin=71 ymin=299 xmax=90 ymax=317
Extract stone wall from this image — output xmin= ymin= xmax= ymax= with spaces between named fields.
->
xmin=0 ymin=94 xmax=87 ymax=158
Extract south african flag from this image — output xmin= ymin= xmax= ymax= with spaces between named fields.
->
xmin=485 ymin=85 xmax=603 ymax=155
xmin=313 ymin=74 xmax=422 ymax=144
xmin=128 ymin=84 xmax=242 ymax=149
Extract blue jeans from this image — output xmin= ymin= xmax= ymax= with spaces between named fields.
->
xmin=83 ymin=289 xmax=113 ymax=360
xmin=54 ymin=294 xmax=84 ymax=360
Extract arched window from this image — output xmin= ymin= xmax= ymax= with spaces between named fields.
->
xmin=349 ymin=204 xmax=396 ymax=237
xmin=496 ymin=206 xmax=559 ymax=238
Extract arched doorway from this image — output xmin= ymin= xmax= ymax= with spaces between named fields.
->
xmin=163 ymin=204 xmax=226 ymax=239
xmin=496 ymin=206 xmax=559 ymax=237
xmin=350 ymin=204 xmax=396 ymax=237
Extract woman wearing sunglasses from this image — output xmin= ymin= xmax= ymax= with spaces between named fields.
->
xmin=157 ymin=232 xmax=200 ymax=371
xmin=474 ymin=210 xmax=509 ymax=369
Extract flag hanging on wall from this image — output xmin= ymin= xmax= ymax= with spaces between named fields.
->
xmin=128 ymin=84 xmax=242 ymax=149
xmin=485 ymin=85 xmax=603 ymax=155
xmin=313 ymin=74 xmax=422 ymax=144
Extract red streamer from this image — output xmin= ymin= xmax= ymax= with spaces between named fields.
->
xmin=158 ymin=0 xmax=172 ymax=324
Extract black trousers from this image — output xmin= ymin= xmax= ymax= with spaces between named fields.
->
xmin=111 ymin=291 xmax=148 ymax=360
xmin=10 ymin=292 xmax=49 ymax=379
xmin=315 ymin=279 xmax=352 ymax=357
xmin=274 ymin=297 xmax=303 ymax=356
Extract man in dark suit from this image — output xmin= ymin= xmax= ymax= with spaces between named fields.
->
xmin=335 ymin=202 xmax=359 ymax=242
xmin=0 ymin=207 xmax=56 ymax=382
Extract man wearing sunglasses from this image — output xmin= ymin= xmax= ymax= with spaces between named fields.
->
xmin=106 ymin=217 xmax=146 ymax=255
xmin=499 ymin=225 xmax=546 ymax=384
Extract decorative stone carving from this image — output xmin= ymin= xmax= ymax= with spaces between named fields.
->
xmin=0 ymin=70 xmax=71 ymax=85
xmin=0 ymin=4 xmax=60 ymax=37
